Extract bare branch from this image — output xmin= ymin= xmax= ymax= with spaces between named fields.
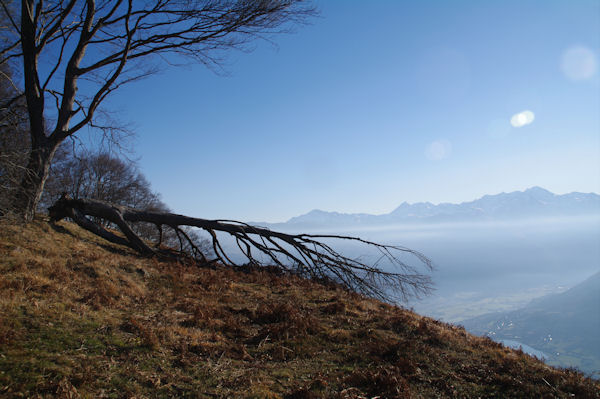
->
xmin=36 ymin=0 xmax=79 ymax=52
xmin=49 ymin=195 xmax=433 ymax=302
xmin=0 ymin=0 xmax=20 ymax=33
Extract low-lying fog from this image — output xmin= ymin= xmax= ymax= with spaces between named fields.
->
xmin=308 ymin=216 xmax=600 ymax=322
xmin=219 ymin=215 xmax=600 ymax=323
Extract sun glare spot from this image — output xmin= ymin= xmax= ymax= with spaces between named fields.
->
xmin=561 ymin=46 xmax=597 ymax=81
xmin=510 ymin=110 xmax=535 ymax=128
xmin=425 ymin=140 xmax=452 ymax=161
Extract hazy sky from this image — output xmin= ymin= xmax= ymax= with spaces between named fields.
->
xmin=106 ymin=1 xmax=599 ymax=222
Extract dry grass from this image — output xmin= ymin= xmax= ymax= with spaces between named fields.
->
xmin=0 ymin=218 xmax=598 ymax=398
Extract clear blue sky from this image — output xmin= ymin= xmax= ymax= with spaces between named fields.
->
xmin=106 ymin=1 xmax=599 ymax=222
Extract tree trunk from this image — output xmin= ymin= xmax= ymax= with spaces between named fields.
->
xmin=11 ymin=0 xmax=56 ymax=221
xmin=13 ymin=142 xmax=57 ymax=221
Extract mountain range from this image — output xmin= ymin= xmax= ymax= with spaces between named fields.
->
xmin=263 ymin=187 xmax=600 ymax=228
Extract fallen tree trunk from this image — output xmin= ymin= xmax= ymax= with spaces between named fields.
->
xmin=49 ymin=194 xmax=433 ymax=302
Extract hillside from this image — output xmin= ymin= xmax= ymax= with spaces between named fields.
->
xmin=0 ymin=219 xmax=598 ymax=398
xmin=462 ymin=272 xmax=600 ymax=376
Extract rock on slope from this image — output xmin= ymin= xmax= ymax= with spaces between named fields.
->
xmin=0 ymin=219 xmax=598 ymax=398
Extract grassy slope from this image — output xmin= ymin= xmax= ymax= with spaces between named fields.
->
xmin=0 ymin=219 xmax=598 ymax=398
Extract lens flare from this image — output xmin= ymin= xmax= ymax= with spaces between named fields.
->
xmin=510 ymin=110 xmax=535 ymax=128
xmin=425 ymin=140 xmax=452 ymax=160
xmin=561 ymin=46 xmax=597 ymax=81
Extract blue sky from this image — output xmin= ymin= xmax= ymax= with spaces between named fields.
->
xmin=105 ymin=1 xmax=599 ymax=222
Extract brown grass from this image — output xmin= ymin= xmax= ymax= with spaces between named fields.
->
xmin=0 ymin=218 xmax=598 ymax=398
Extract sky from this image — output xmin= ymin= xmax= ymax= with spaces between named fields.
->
xmin=103 ymin=0 xmax=599 ymax=222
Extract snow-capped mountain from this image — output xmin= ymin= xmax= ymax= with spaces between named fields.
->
xmin=277 ymin=187 xmax=600 ymax=227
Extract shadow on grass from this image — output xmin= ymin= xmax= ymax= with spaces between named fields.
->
xmin=49 ymin=221 xmax=136 ymax=257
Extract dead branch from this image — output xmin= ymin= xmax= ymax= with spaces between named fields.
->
xmin=49 ymin=194 xmax=433 ymax=302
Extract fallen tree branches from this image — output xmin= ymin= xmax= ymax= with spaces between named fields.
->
xmin=49 ymin=194 xmax=433 ymax=302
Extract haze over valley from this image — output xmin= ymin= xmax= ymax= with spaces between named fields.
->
xmin=242 ymin=187 xmax=600 ymax=374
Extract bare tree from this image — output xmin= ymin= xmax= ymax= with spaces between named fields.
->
xmin=41 ymin=148 xmax=212 ymax=254
xmin=0 ymin=0 xmax=316 ymax=221
xmin=49 ymin=195 xmax=433 ymax=302
xmin=41 ymin=149 xmax=164 ymax=210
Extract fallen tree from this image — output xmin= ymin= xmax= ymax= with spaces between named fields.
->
xmin=49 ymin=194 xmax=433 ymax=302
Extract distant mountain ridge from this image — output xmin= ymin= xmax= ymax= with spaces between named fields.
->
xmin=273 ymin=187 xmax=600 ymax=227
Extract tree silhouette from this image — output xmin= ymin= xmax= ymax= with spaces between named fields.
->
xmin=0 ymin=0 xmax=316 ymax=220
